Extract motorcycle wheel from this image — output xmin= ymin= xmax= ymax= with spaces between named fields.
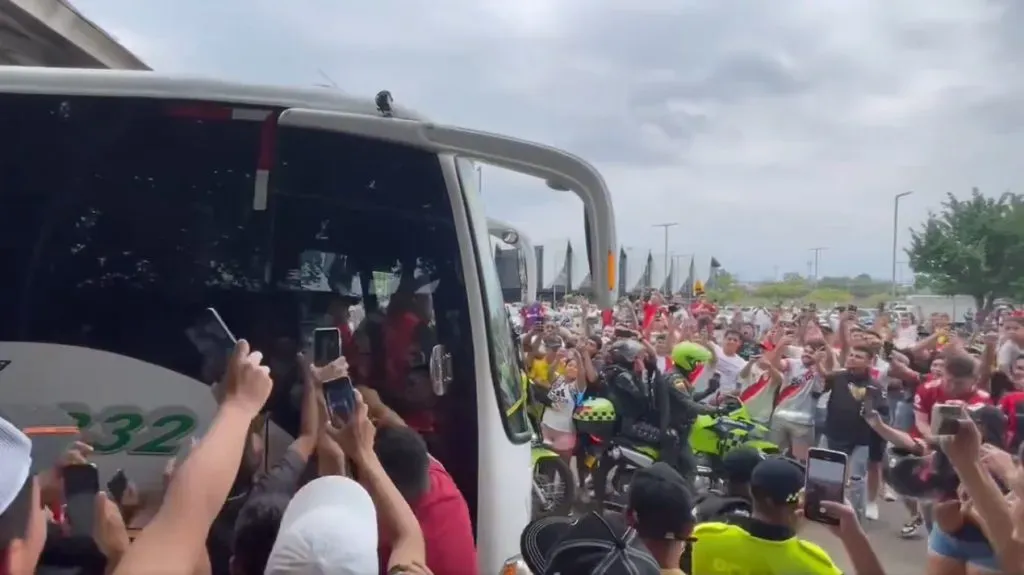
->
xmin=532 ymin=457 xmax=575 ymax=518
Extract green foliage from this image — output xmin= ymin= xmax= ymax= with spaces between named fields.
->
xmin=706 ymin=269 xmax=746 ymax=304
xmin=906 ymin=188 xmax=1024 ymax=309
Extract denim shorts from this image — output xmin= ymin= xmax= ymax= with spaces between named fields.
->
xmin=928 ymin=527 xmax=1000 ymax=572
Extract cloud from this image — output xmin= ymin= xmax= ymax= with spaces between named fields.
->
xmin=71 ymin=0 xmax=1024 ymax=281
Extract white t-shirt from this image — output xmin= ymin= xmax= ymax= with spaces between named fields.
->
xmin=894 ymin=326 xmax=918 ymax=349
xmin=998 ymin=339 xmax=1022 ymax=373
xmin=774 ymin=359 xmax=822 ymax=426
xmin=541 ymin=377 xmax=577 ymax=433
xmin=712 ymin=343 xmax=747 ymax=393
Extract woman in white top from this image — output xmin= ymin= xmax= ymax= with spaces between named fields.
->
xmin=540 ymin=349 xmax=586 ymax=457
xmin=894 ymin=314 xmax=918 ymax=349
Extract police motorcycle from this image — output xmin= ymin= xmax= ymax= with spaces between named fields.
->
xmin=510 ymin=314 xmax=576 ymax=518
xmin=527 ymin=380 xmax=576 ymax=517
xmin=689 ymin=395 xmax=779 ymax=491
xmin=575 ymin=341 xmax=778 ymax=506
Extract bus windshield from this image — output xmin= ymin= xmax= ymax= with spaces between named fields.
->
xmin=0 ymin=94 xmax=496 ymax=496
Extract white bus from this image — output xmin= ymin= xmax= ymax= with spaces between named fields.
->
xmin=488 ymin=217 xmax=538 ymax=304
xmin=0 ymin=68 xmax=618 ymax=571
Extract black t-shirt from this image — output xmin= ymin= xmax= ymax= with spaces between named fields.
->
xmin=824 ymin=370 xmax=888 ymax=448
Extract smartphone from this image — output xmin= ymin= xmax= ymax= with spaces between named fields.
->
xmin=804 ymin=448 xmax=848 ymax=526
xmin=186 ymin=307 xmax=238 ymax=382
xmin=312 ymin=327 xmax=342 ymax=367
xmin=323 ymin=378 xmax=357 ymax=424
xmin=614 ymin=327 xmax=634 ymax=339
xmin=932 ymin=403 xmax=964 ymax=436
xmin=63 ymin=463 xmax=100 ymax=536
xmin=106 ymin=469 xmax=128 ymax=504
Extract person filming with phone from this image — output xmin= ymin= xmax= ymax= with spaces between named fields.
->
xmin=690 ymin=457 xmax=883 ymax=575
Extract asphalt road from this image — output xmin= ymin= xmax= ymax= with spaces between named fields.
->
xmin=805 ymin=498 xmax=927 ymax=575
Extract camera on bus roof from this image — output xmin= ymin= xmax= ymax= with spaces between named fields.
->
xmin=375 ymin=90 xmax=394 ymax=117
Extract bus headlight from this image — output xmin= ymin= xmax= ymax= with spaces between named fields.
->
xmin=500 ymin=554 xmax=532 ymax=574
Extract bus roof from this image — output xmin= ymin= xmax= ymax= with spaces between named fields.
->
xmin=0 ymin=67 xmax=428 ymax=120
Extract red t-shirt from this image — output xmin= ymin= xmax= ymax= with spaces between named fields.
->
xmin=601 ymin=308 xmax=614 ymax=327
xmin=998 ymin=391 xmax=1024 ymax=446
xmin=379 ymin=459 xmax=479 ymax=575
xmin=913 ymin=380 xmax=991 ymax=438
xmin=383 ymin=311 xmax=434 ymax=432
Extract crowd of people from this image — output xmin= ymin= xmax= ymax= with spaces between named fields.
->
xmin=4 ymin=288 xmax=1024 ymax=574
xmin=0 ymin=340 xmax=478 ymax=575
xmin=519 ymin=291 xmax=1024 ymax=574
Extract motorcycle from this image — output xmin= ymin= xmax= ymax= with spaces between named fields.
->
xmin=527 ymin=382 xmax=576 ymax=517
xmin=574 ymin=396 xmax=779 ymax=506
xmin=531 ymin=438 xmax=575 ymax=517
xmin=690 ymin=395 xmax=779 ymax=491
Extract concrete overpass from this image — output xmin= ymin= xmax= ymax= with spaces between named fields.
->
xmin=0 ymin=0 xmax=147 ymax=69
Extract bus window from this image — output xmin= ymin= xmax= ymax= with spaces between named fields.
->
xmin=455 ymin=158 xmax=531 ymax=441
xmin=0 ymin=96 xmax=477 ymax=503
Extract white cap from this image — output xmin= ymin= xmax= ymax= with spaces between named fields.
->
xmin=0 ymin=416 xmax=31 ymax=517
xmin=265 ymin=476 xmax=379 ymax=575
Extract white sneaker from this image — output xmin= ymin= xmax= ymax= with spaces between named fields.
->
xmin=865 ymin=502 xmax=880 ymax=521
xmin=884 ymin=485 xmax=898 ymax=501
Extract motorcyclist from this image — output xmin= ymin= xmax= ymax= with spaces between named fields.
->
xmin=601 ymin=339 xmax=725 ymax=482
xmin=665 ymin=341 xmax=719 ymax=402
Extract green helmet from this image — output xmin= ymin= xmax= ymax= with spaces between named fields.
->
xmin=573 ymin=397 xmax=616 ymax=423
xmin=671 ymin=341 xmax=712 ymax=371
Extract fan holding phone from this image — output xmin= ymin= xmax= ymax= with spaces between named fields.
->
xmin=313 ymin=327 xmax=357 ymax=424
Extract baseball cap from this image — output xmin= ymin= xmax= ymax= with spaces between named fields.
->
xmin=627 ymin=462 xmax=694 ymax=540
xmin=519 ymin=511 xmax=660 ymax=575
xmin=720 ymin=447 xmax=766 ymax=484
xmin=749 ymin=458 xmax=806 ymax=506
xmin=264 ymin=476 xmax=378 ymax=575
xmin=0 ymin=406 xmax=81 ymax=548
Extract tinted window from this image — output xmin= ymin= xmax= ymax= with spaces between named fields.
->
xmin=0 ymin=95 xmax=471 ymax=443
xmin=456 ymin=158 xmax=531 ymax=440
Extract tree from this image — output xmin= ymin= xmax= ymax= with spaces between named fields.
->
xmin=753 ymin=278 xmax=810 ymax=301
xmin=906 ymin=188 xmax=1024 ymax=310
xmin=706 ymin=269 xmax=746 ymax=303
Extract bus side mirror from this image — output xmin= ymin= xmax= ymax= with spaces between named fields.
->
xmin=430 ymin=344 xmax=453 ymax=396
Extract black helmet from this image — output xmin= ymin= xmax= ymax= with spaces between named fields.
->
xmin=606 ymin=339 xmax=645 ymax=366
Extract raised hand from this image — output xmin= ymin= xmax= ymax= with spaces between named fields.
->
xmin=222 ymin=339 xmax=273 ymax=418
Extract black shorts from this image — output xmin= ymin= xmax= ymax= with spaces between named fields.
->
xmin=868 ymin=428 xmax=886 ymax=462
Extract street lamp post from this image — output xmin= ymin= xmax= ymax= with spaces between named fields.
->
xmin=892 ymin=191 xmax=913 ymax=297
xmin=809 ymin=247 xmax=827 ymax=285
xmin=652 ymin=223 xmax=678 ymax=291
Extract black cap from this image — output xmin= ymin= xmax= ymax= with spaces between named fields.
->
xmin=720 ymin=447 xmax=766 ymax=484
xmin=627 ymin=462 xmax=694 ymax=540
xmin=520 ymin=511 xmax=661 ymax=575
xmin=749 ymin=458 xmax=805 ymax=505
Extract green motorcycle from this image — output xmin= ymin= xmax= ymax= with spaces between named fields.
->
xmin=690 ymin=396 xmax=779 ymax=491
xmin=531 ymin=438 xmax=575 ymax=517
xmin=527 ymin=382 xmax=575 ymax=517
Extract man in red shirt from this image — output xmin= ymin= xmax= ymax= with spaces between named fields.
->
xmin=374 ymin=425 xmax=478 ymax=575
xmin=913 ymin=354 xmax=991 ymax=441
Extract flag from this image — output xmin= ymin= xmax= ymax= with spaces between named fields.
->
xmin=706 ymin=257 xmax=722 ymax=291
xmin=680 ymin=256 xmax=696 ymax=295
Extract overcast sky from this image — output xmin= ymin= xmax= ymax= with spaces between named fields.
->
xmin=73 ymin=0 xmax=1024 ymax=281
